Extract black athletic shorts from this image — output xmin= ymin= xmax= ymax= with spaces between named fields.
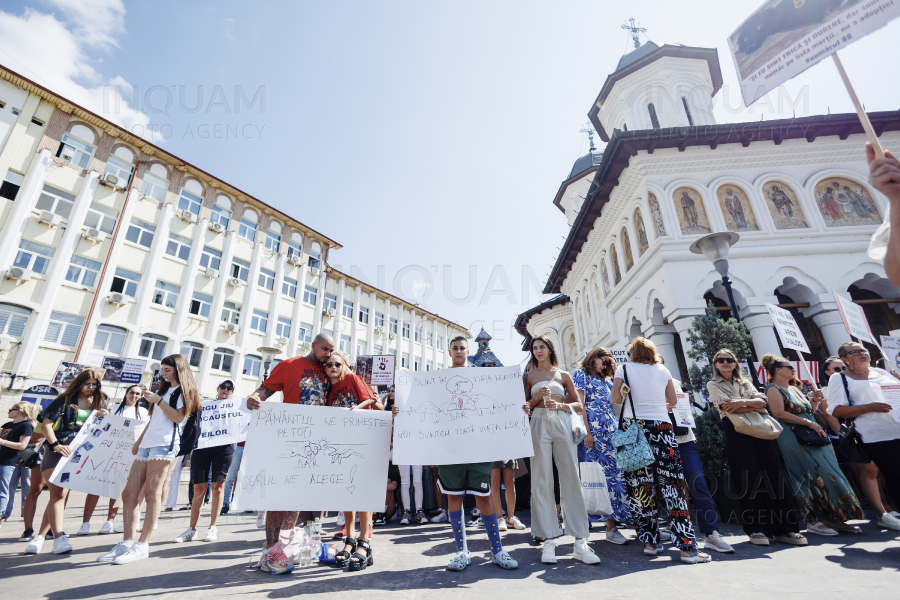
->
xmin=190 ymin=445 xmax=234 ymax=484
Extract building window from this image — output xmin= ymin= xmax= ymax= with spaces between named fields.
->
xmin=303 ymin=285 xmax=318 ymax=306
xmin=189 ymin=291 xmax=213 ymax=318
xmin=210 ymin=204 xmax=230 ymax=229
xmin=426 ymin=360 xmax=433 ymax=372
xmin=374 ymin=312 xmax=384 ymax=328
xmin=66 ymin=255 xmax=101 ymax=287
xmin=308 ymin=249 xmax=321 ymax=270
xmin=374 ymin=345 xmax=383 ymax=354
xmin=265 ymin=231 xmax=281 ymax=253
xmin=402 ymin=322 xmax=410 ymax=339
xmin=35 ymin=184 xmax=76 ymax=219
xmin=139 ymin=172 xmax=168 ymax=202
xmin=356 ymin=343 xmax=366 ymax=357
xmin=437 ymin=362 xmax=443 ymax=369
xmin=648 ymin=103 xmax=660 ymax=129
xmin=238 ymin=217 xmax=257 ymax=241
xmin=0 ymin=303 xmax=30 ymax=338
xmin=287 ymin=241 xmax=302 ymax=259
xmin=199 ymin=246 xmax=222 ymax=270
xmin=682 ymin=97 xmax=694 ymax=126
xmin=165 ymin=232 xmax=192 ymax=261
xmin=125 ymin=218 xmax=155 ymax=248
xmin=222 ymin=301 xmax=241 ymax=325
xmin=83 ymin=203 xmax=118 ymax=234
xmin=276 ymin=316 xmax=291 ymax=338
xmin=401 ymin=353 xmax=409 ymax=369
xmin=243 ymin=355 xmax=261 ymax=377
xmin=390 ymin=318 xmax=398 ymax=335
xmin=324 ymin=293 xmax=337 ymax=312
xmin=437 ymin=335 xmax=444 ymax=350
xmin=426 ymin=331 xmax=433 ymax=347
xmin=0 ymin=170 xmax=24 ymax=200
xmin=111 ymin=268 xmax=141 ymax=297
xmin=103 ymin=156 xmax=134 ymax=187
xmin=211 ymin=347 xmax=234 ymax=372
xmin=152 ymin=280 xmax=180 ymax=309
xmin=389 ymin=348 xmax=396 ymax=356
xmin=258 ymin=267 xmax=275 ymax=291
xmin=43 ymin=312 xmax=84 ymax=347
xmin=282 ymin=276 xmax=297 ymax=299
xmin=298 ymin=322 xmax=313 ymax=344
xmin=180 ymin=341 xmax=203 ymax=368
xmin=230 ymin=257 xmax=250 ymax=282
xmin=414 ymin=327 xmax=421 ymax=343
xmin=342 ymin=299 xmax=354 ymax=319
xmin=177 ymin=189 xmax=202 ymax=216
xmin=93 ymin=324 xmax=126 ymax=354
xmin=414 ymin=357 xmax=421 ymax=371
xmin=250 ymin=309 xmax=268 ymax=333
xmin=339 ymin=335 xmax=351 ymax=353
xmin=357 ymin=306 xmax=369 ymax=325
xmin=57 ymin=134 xmax=94 ymax=169
xmin=138 ymin=334 xmax=168 ymax=361
xmin=14 ymin=240 xmax=54 ymax=275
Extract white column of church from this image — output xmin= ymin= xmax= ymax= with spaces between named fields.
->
xmin=571 ymin=303 xmax=584 ymax=356
xmin=580 ymin=292 xmax=594 ymax=345
xmin=236 ymin=241 xmax=264 ymax=350
xmin=265 ymin=255 xmax=286 ymax=348
xmin=0 ymin=149 xmax=52 ymax=269
xmin=349 ymin=285 xmax=362 ymax=359
xmin=741 ymin=314 xmax=782 ymax=359
xmin=644 ymin=324 xmax=681 ymax=378
xmin=366 ymin=291 xmax=376 ymax=353
xmin=809 ymin=308 xmax=853 ymax=355
xmin=672 ymin=317 xmax=697 ymax=373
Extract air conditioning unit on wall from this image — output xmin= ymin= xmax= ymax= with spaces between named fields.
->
xmin=287 ymin=254 xmax=302 ymax=266
xmin=107 ymin=292 xmax=127 ymax=305
xmin=5 ymin=266 xmax=31 ymax=282
xmin=208 ymin=221 xmax=225 ymax=234
xmin=228 ymin=277 xmax=244 ymax=288
xmin=101 ymin=172 xmax=123 ymax=189
xmin=204 ymin=267 xmax=219 ymax=278
xmin=180 ymin=209 xmax=198 ymax=223
xmin=224 ymin=323 xmax=239 ymax=333
xmin=81 ymin=227 xmax=106 ymax=242
xmin=308 ymin=266 xmax=320 ymax=276
xmin=324 ymin=307 xmax=336 ymax=317
xmin=38 ymin=210 xmax=61 ymax=227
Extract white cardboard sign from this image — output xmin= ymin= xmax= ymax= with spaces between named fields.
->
xmin=834 ymin=292 xmax=876 ymax=343
xmin=766 ymin=303 xmax=810 ymax=353
xmin=49 ymin=412 xmax=141 ymax=499
xmin=608 ymin=347 xmax=629 ymax=366
xmin=235 ymin=404 xmax=391 ymax=511
xmin=673 ymin=392 xmax=697 ymax=429
xmin=880 ymin=335 xmax=900 ymax=371
xmin=196 ymin=398 xmax=251 ymax=449
xmin=392 ymin=366 xmax=533 ymax=466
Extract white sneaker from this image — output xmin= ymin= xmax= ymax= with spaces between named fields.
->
xmin=99 ymin=521 xmax=114 ymax=535
xmin=97 ymin=541 xmax=133 ymax=563
xmin=508 ymin=516 xmax=526 ymax=530
xmin=174 ymin=527 xmax=197 ymax=543
xmin=541 ymin=540 xmax=558 ymax=564
xmin=400 ymin=510 xmax=411 ymax=525
xmin=430 ymin=509 xmax=448 ymax=523
xmin=52 ymin=534 xmax=73 ymax=554
xmin=807 ymin=522 xmax=838 ymax=536
xmin=77 ymin=522 xmax=91 ymax=536
xmin=204 ymin=526 xmax=218 ymax=542
xmin=498 ymin=519 xmax=507 ymax=532
xmin=704 ymin=531 xmax=735 ymax=553
xmin=878 ymin=513 xmax=900 ymax=531
xmin=113 ymin=542 xmax=149 ymax=564
xmin=24 ymin=535 xmax=45 ymax=554
xmin=256 ymin=511 xmax=266 ymax=529
xmin=336 ymin=512 xmax=345 ymax=527
xmin=573 ymin=539 xmax=601 ymax=564
xmin=113 ymin=524 xmax=124 ymax=534
xmin=605 ymin=528 xmax=628 ymax=545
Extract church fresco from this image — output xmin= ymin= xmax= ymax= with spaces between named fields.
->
xmin=621 ymin=227 xmax=634 ymax=271
xmin=634 ymin=208 xmax=649 ymax=255
xmin=600 ymin=259 xmax=610 ymax=296
xmin=672 ymin=187 xmax=711 ymax=235
xmin=647 ymin=192 xmax=666 ymax=237
xmin=762 ymin=181 xmax=808 ymax=229
xmin=716 ymin=185 xmax=759 ymax=231
xmin=609 ymin=244 xmax=621 ymax=284
xmin=814 ymin=177 xmax=881 ymax=227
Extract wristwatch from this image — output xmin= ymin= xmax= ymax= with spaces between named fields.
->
xmin=49 ymin=441 xmax=60 ymax=449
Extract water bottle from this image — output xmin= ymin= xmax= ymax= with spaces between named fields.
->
xmin=297 ymin=526 xmax=309 ymax=568
xmin=311 ymin=518 xmax=322 ymax=558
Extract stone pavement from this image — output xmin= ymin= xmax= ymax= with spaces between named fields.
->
xmin=1 ymin=488 xmax=898 ymax=600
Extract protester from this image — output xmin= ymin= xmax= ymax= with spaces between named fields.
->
xmin=826 ymin=342 xmax=900 ymax=528
xmin=525 ymin=336 xmax=600 ymax=565
xmin=96 ymin=354 xmax=201 ymax=564
xmin=245 ymin=333 xmax=334 ymax=575
xmin=438 ymin=336 xmax=519 ymax=571
xmin=490 ymin=459 xmax=523 ymax=532
xmin=0 ymin=402 xmax=37 ymax=530
xmin=173 ymin=380 xmax=235 ymax=543
xmin=865 ymin=143 xmax=900 ymax=285
xmin=611 ymin=337 xmax=710 ymax=564
xmin=215 ymin=380 xmax=243 ymax=515
xmin=385 ymin=382 xmax=426 ymax=526
xmin=20 ymin=406 xmax=50 ymax=543
xmin=427 ymin=465 xmax=447 ymax=522
xmin=2 ymin=402 xmax=40 ymax=528
xmin=572 ymin=347 xmax=630 ymax=544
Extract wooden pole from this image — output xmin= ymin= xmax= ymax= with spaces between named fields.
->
xmin=832 ymin=52 xmax=885 ymax=159
xmin=798 ymin=353 xmax=819 ymax=393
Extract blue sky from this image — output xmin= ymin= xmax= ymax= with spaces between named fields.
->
xmin=1 ymin=0 xmax=898 ymax=365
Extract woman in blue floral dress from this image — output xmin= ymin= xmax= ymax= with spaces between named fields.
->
xmin=573 ymin=347 xmax=630 ymax=544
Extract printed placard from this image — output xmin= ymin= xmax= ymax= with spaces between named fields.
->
xmin=392 ymin=366 xmax=533 ymax=466
xmin=355 ymin=355 xmax=395 ymax=386
xmin=766 ymin=303 xmax=810 ymax=353
xmin=50 ymin=361 xmax=85 ymax=388
xmin=673 ymin=392 xmax=697 ymax=428
xmin=235 ymin=404 xmax=391 ymax=511
xmin=608 ymin=347 xmax=629 ymax=366
xmin=834 ymin=292 xmax=876 ymax=343
xmin=880 ymin=336 xmax=900 ymax=372
xmin=878 ymin=384 xmax=900 ymax=423
xmin=196 ymin=398 xmax=252 ymax=449
xmin=100 ymin=357 xmax=147 ymax=385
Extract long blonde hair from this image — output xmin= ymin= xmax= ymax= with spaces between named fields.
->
xmin=713 ymin=348 xmax=746 ymax=384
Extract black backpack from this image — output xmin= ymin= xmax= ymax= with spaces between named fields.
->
xmin=165 ymin=387 xmax=201 ymax=457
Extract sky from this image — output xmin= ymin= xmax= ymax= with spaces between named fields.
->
xmin=1 ymin=0 xmax=899 ymax=366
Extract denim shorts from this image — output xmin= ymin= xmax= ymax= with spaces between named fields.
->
xmin=135 ymin=444 xmax=180 ymax=462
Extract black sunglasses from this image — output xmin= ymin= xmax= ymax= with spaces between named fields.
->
xmin=219 ymin=385 xmax=233 ymax=391
xmin=829 ymin=365 xmax=847 ymax=373
xmin=775 ymin=363 xmax=795 ymax=370
xmin=714 ymin=357 xmax=736 ymax=364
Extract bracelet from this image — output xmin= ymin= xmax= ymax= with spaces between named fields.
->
xmin=49 ymin=441 xmax=59 ymax=449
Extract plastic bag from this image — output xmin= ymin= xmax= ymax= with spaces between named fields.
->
xmin=579 ymin=461 xmax=612 ymax=516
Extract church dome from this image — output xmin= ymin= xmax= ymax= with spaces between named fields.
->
xmin=614 ymin=41 xmax=661 ymax=72
xmin=568 ymin=150 xmax=603 ymax=179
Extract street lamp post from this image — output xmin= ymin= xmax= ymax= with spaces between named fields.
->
xmin=257 ymin=346 xmax=282 ymax=384
xmin=690 ymin=232 xmax=764 ymax=391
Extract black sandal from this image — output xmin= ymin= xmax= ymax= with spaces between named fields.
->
xmin=335 ymin=537 xmax=357 ymax=568
xmin=348 ymin=539 xmax=372 ymax=572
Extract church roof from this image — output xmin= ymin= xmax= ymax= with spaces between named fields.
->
xmin=469 ymin=352 xmax=503 ymax=368
xmin=614 ymin=41 xmax=661 ymax=72
xmin=568 ymin=151 xmax=604 ymax=179
xmin=475 ymin=328 xmax=492 ymax=341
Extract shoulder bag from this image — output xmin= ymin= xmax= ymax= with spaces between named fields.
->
xmin=562 ymin=403 xmax=587 ymax=445
xmin=712 ymin=380 xmax=783 ymax=440
xmin=610 ymin=366 xmax=655 ymax=472
xmin=832 ymin=374 xmax=871 ymax=463
xmin=773 ymin=384 xmax=831 ymax=446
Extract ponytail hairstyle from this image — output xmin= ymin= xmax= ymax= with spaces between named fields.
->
xmin=761 ymin=353 xmax=790 ymax=379
xmin=60 ymin=368 xmax=106 ymax=411
xmin=158 ymin=354 xmax=201 ymax=417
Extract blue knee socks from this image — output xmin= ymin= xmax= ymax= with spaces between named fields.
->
xmin=481 ymin=512 xmax=504 ymax=556
xmin=449 ymin=510 xmax=468 ymax=554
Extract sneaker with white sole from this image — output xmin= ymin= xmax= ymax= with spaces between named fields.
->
xmin=260 ymin=542 xmax=294 ymax=575
xmin=113 ymin=524 xmax=124 ymax=533
xmin=573 ymin=539 xmax=601 ymax=564
xmin=336 ymin=512 xmax=345 ymax=527
xmin=97 ymin=541 xmax=133 ymax=563
xmin=498 ymin=519 xmax=507 ymax=532
xmin=99 ymin=521 xmax=114 ymax=535
xmin=877 ymin=513 xmax=900 ymax=531
xmin=256 ymin=511 xmax=266 ymax=529
xmin=174 ymin=527 xmax=197 ymax=543
xmin=704 ymin=530 xmax=735 ymax=553
xmin=24 ymin=535 xmax=45 ymax=554
xmin=430 ymin=509 xmax=448 ymax=523
xmin=541 ymin=540 xmax=558 ymax=564
xmin=400 ymin=510 xmax=411 ymax=525
xmin=113 ymin=542 xmax=149 ymax=564
xmin=77 ymin=522 xmax=90 ymax=536
xmin=51 ymin=534 xmax=73 ymax=554
xmin=18 ymin=528 xmax=34 ymax=542
xmin=415 ymin=510 xmax=428 ymax=524
xmin=467 ymin=515 xmax=483 ymax=527
xmin=491 ymin=550 xmax=519 ymax=569
xmin=204 ymin=526 xmax=218 ymax=542
xmin=447 ymin=551 xmax=470 ymax=571
xmin=508 ymin=516 xmax=526 ymax=530
xmin=605 ymin=528 xmax=628 ymax=545
xmin=807 ymin=522 xmax=838 ymax=536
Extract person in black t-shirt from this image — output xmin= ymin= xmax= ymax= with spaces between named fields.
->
xmin=0 ymin=402 xmax=36 ymax=529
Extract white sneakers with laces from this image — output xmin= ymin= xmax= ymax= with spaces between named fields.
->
xmin=24 ymin=535 xmax=45 ymax=554
xmin=400 ymin=510 xmax=411 ymax=525
xmin=51 ymin=534 xmax=73 ymax=554
xmin=541 ymin=540 xmax=558 ymax=564
xmin=113 ymin=542 xmax=149 ymax=564
xmin=573 ymin=539 xmax=601 ymax=564
xmin=204 ymin=526 xmax=218 ymax=542
xmin=97 ymin=541 xmax=133 ymax=563
xmin=430 ymin=509 xmax=448 ymax=523
xmin=77 ymin=522 xmax=91 ymax=536
xmin=98 ymin=521 xmax=114 ymax=534
xmin=704 ymin=531 xmax=735 ymax=553
xmin=507 ymin=516 xmax=526 ymax=530
xmin=605 ymin=528 xmax=628 ymax=545
xmin=174 ymin=527 xmax=197 ymax=543
xmin=497 ymin=519 xmax=507 ymax=532
xmin=807 ymin=522 xmax=838 ymax=536
xmin=877 ymin=512 xmax=900 ymax=531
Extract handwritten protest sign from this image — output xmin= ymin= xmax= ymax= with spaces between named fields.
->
xmin=196 ymin=398 xmax=251 ymax=449
xmin=355 ymin=355 xmax=395 ymax=386
xmin=766 ymin=303 xmax=811 ymax=353
xmin=880 ymin=336 xmax=900 ymax=371
xmin=834 ymin=292 xmax=876 ymax=343
xmin=234 ymin=404 xmax=391 ymax=511
xmin=49 ymin=412 xmax=141 ymax=499
xmin=729 ymin=0 xmax=900 ymax=105
xmin=608 ymin=347 xmax=629 ymax=366
xmin=672 ymin=392 xmax=697 ymax=429
xmin=392 ymin=366 xmax=533 ymax=465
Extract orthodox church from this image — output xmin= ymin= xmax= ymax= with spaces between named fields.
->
xmin=468 ymin=328 xmax=503 ymax=367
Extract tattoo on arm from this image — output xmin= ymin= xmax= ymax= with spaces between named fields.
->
xmin=255 ymin=386 xmax=275 ymax=399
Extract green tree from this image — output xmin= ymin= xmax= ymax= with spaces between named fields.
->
xmin=685 ymin=304 xmax=753 ymax=395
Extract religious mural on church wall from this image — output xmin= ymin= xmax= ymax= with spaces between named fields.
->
xmin=672 ymin=187 xmax=711 ymax=235
xmin=609 ymin=244 xmax=622 ymax=284
xmin=634 ymin=208 xmax=649 ymax=255
xmin=814 ymin=177 xmax=881 ymax=227
xmin=648 ymin=192 xmax=666 ymax=237
xmin=716 ymin=185 xmax=759 ymax=231
xmin=600 ymin=259 xmax=611 ymax=296
xmin=762 ymin=181 xmax=808 ymax=229
xmin=621 ymin=227 xmax=635 ymax=271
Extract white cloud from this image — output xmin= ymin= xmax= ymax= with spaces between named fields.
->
xmin=0 ymin=2 xmax=161 ymax=141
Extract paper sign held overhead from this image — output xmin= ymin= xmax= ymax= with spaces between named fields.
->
xmin=608 ymin=347 xmax=629 ymax=366
xmin=355 ymin=355 xmax=395 ymax=386
xmin=834 ymin=292 xmax=876 ymax=343
xmin=766 ymin=303 xmax=810 ymax=353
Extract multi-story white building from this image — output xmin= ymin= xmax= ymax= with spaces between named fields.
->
xmin=0 ymin=65 xmax=466 ymax=405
